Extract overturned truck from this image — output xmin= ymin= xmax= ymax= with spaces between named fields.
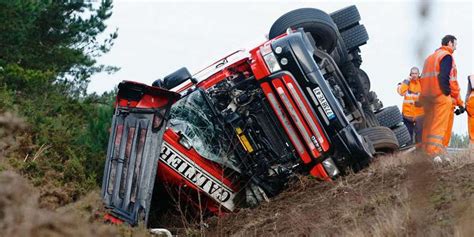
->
xmin=101 ymin=6 xmax=410 ymax=226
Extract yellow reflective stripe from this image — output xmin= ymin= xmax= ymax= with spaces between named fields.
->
xmin=449 ymin=76 xmax=457 ymax=81
xmin=428 ymin=134 xmax=444 ymax=140
xmin=435 ymin=50 xmax=449 ymax=69
xmin=421 ymin=72 xmax=439 ymax=78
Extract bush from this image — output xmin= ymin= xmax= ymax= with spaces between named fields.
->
xmin=0 ymin=0 xmax=118 ymax=207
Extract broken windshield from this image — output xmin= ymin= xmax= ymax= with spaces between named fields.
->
xmin=169 ymin=90 xmax=240 ymax=172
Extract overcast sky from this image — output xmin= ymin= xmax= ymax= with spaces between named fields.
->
xmin=89 ymin=0 xmax=473 ymax=134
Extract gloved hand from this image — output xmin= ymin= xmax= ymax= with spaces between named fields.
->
xmin=454 ymin=105 xmax=466 ymax=115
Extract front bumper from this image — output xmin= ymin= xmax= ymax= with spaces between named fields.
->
xmin=268 ymin=31 xmax=374 ymax=166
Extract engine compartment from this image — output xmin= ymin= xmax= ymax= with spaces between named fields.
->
xmin=168 ymin=68 xmax=303 ymax=206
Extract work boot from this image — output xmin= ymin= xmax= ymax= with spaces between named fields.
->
xmin=433 ymin=156 xmax=443 ymax=163
xmin=433 ymin=155 xmax=451 ymax=164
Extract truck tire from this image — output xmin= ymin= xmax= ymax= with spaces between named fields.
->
xmin=375 ymin=106 xmax=403 ymax=128
xmin=330 ymin=5 xmax=361 ymax=31
xmin=269 ymin=8 xmax=338 ymax=53
xmin=340 ymin=24 xmax=369 ymax=51
xmin=392 ymin=124 xmax=412 ymax=147
xmin=358 ymin=126 xmax=399 ymax=152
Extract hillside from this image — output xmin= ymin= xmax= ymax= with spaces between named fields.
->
xmin=206 ymin=151 xmax=474 ymax=236
xmin=2 ymin=111 xmax=474 ymax=236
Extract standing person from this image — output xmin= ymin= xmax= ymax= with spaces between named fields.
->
xmin=419 ymin=35 xmax=463 ymax=160
xmin=466 ymin=75 xmax=474 ymax=147
xmin=397 ymin=67 xmax=424 ymax=144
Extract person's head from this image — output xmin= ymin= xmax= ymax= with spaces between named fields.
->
xmin=410 ymin=66 xmax=420 ymax=79
xmin=441 ymin=35 xmax=457 ymax=51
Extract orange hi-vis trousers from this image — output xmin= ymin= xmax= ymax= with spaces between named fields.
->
xmin=467 ymin=95 xmax=474 ymax=144
xmin=443 ymin=99 xmax=456 ymax=146
xmin=421 ymin=94 xmax=453 ymax=156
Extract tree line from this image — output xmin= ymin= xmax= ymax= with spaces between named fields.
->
xmin=0 ymin=0 xmax=118 ymax=204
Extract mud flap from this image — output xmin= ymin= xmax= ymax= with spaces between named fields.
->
xmin=101 ymin=81 xmax=179 ymax=226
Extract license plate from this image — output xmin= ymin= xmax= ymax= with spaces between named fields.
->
xmin=312 ymin=87 xmax=335 ymax=120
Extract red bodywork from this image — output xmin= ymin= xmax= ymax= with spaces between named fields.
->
xmin=103 ymin=34 xmax=333 ymax=225
xmin=157 ymin=130 xmax=239 ymax=214
xmin=154 ymin=37 xmax=331 ymax=215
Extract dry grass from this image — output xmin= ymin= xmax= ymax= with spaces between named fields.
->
xmin=3 ymin=109 xmax=474 ymax=237
xmin=0 ymin=112 xmax=26 ymax=159
xmin=206 ymin=149 xmax=474 ymax=236
xmin=0 ymin=171 xmax=117 ymax=237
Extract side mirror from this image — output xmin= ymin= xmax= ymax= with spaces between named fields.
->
xmin=162 ymin=67 xmax=192 ymax=90
xmin=152 ymin=79 xmax=163 ymax=88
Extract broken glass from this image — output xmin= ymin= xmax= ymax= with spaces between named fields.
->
xmin=169 ymin=90 xmax=240 ymax=172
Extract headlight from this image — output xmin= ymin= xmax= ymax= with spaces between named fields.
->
xmin=260 ymin=44 xmax=281 ymax=73
xmin=263 ymin=52 xmax=281 ymax=73
xmin=322 ymin=158 xmax=340 ymax=177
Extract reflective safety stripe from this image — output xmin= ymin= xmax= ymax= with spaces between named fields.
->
xmin=428 ymin=134 xmax=444 ymax=140
xmin=449 ymin=76 xmax=457 ymax=81
xmin=421 ymin=72 xmax=439 ymax=78
xmin=403 ymin=100 xmax=415 ymax=104
xmin=403 ymin=115 xmax=423 ymax=121
xmin=424 ymin=142 xmax=444 ymax=148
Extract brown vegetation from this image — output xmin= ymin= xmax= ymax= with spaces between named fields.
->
xmin=0 ymin=171 xmax=117 ymax=237
xmin=2 ymin=111 xmax=474 ymax=236
xmin=206 ymin=151 xmax=474 ymax=236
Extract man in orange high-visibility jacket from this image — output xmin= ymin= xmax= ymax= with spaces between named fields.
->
xmin=397 ymin=67 xmax=424 ymax=144
xmin=443 ymin=52 xmax=466 ymax=147
xmin=419 ymin=35 xmax=463 ymax=159
xmin=466 ymin=75 xmax=474 ymax=147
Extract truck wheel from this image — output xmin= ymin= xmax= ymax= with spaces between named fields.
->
xmin=340 ymin=24 xmax=369 ymax=51
xmin=330 ymin=5 xmax=361 ymax=31
xmin=375 ymin=106 xmax=403 ymax=128
xmin=358 ymin=126 xmax=399 ymax=152
xmin=269 ymin=8 xmax=338 ymax=53
xmin=392 ymin=124 xmax=412 ymax=147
